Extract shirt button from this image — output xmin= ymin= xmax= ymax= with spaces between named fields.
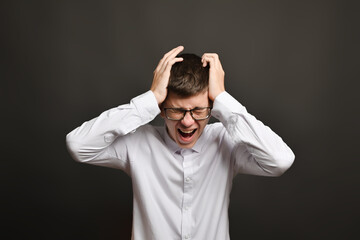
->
xmin=184 ymin=206 xmax=189 ymax=211
xmin=185 ymin=235 xmax=190 ymax=239
xmin=185 ymin=177 xmax=191 ymax=183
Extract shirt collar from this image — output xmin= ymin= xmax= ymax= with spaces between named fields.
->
xmin=163 ymin=125 xmax=207 ymax=155
xmin=163 ymin=126 xmax=181 ymax=154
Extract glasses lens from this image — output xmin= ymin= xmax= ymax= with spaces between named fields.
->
xmin=165 ymin=108 xmax=211 ymax=120
xmin=166 ymin=108 xmax=185 ymax=120
xmin=192 ymin=108 xmax=210 ymax=120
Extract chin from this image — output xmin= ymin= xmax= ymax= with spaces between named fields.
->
xmin=176 ymin=133 xmax=198 ymax=149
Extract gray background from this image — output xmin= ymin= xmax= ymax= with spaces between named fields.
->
xmin=2 ymin=0 xmax=359 ymax=239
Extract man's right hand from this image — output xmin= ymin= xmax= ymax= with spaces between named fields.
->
xmin=151 ymin=46 xmax=184 ymax=105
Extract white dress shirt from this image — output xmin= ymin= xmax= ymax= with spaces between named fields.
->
xmin=66 ymin=90 xmax=294 ymax=240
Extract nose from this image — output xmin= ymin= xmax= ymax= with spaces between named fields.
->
xmin=181 ymin=111 xmax=195 ymax=126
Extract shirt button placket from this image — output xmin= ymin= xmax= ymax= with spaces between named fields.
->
xmin=181 ymin=150 xmax=193 ymax=240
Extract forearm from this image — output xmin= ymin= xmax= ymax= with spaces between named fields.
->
xmin=212 ymin=92 xmax=295 ymax=176
xmin=66 ymin=91 xmax=160 ymax=163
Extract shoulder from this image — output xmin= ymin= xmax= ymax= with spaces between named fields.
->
xmin=119 ymin=124 xmax=164 ymax=147
xmin=125 ymin=124 xmax=162 ymax=139
xmin=204 ymin=122 xmax=225 ymax=135
xmin=203 ymin=122 xmax=227 ymax=141
xmin=203 ymin=122 xmax=237 ymax=151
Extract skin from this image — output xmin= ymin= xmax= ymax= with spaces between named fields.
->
xmin=161 ymin=91 xmax=210 ymax=148
xmin=151 ymin=46 xmax=225 ymax=148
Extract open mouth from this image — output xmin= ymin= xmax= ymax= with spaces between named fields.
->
xmin=178 ymin=129 xmax=197 ymax=139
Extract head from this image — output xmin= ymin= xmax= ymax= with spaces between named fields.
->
xmin=161 ymin=53 xmax=211 ymax=149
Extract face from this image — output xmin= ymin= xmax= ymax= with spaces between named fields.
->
xmin=161 ymin=91 xmax=211 ymax=149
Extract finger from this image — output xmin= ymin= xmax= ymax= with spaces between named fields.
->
xmin=202 ymin=53 xmax=219 ymax=58
xmin=162 ymin=46 xmax=184 ymax=64
xmin=202 ymin=53 xmax=217 ymax=67
xmin=164 ymin=57 xmax=183 ymax=72
xmin=202 ymin=53 xmax=219 ymax=64
xmin=202 ymin=56 xmax=216 ymax=69
xmin=163 ymin=46 xmax=184 ymax=65
xmin=201 ymin=57 xmax=208 ymax=67
xmin=156 ymin=46 xmax=183 ymax=72
xmin=202 ymin=53 xmax=222 ymax=70
xmin=164 ymin=45 xmax=184 ymax=59
xmin=159 ymin=46 xmax=184 ymax=72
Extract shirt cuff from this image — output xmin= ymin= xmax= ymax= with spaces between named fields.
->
xmin=211 ymin=91 xmax=247 ymax=123
xmin=132 ymin=90 xmax=161 ymax=121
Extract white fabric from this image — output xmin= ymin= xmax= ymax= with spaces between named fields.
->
xmin=66 ymin=90 xmax=295 ymax=240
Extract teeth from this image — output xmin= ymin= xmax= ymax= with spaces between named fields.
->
xmin=180 ymin=129 xmax=195 ymax=133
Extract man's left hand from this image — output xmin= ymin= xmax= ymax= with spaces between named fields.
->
xmin=201 ymin=53 xmax=225 ymax=101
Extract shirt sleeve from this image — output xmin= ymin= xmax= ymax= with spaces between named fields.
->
xmin=211 ymin=91 xmax=295 ymax=177
xmin=66 ymin=90 xmax=160 ymax=173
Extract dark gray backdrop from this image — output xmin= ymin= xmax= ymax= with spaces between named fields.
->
xmin=2 ymin=0 xmax=359 ymax=239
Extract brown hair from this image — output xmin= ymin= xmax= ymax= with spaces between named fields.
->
xmin=168 ymin=53 xmax=209 ymax=96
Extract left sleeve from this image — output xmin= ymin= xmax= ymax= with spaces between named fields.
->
xmin=211 ymin=91 xmax=295 ymax=177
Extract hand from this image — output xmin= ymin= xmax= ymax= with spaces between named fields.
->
xmin=201 ymin=53 xmax=225 ymax=101
xmin=151 ymin=46 xmax=184 ymax=104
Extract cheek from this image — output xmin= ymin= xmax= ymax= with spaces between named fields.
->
xmin=165 ymin=120 xmax=177 ymax=134
xmin=198 ymin=121 xmax=208 ymax=132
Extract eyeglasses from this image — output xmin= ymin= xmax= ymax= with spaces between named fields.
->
xmin=163 ymin=107 xmax=212 ymax=121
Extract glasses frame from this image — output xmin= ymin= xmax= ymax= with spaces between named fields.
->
xmin=163 ymin=107 xmax=212 ymax=121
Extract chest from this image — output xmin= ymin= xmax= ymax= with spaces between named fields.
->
xmin=128 ymin=136 xmax=234 ymax=198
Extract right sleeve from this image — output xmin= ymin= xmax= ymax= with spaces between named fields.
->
xmin=65 ymin=90 xmax=160 ymax=171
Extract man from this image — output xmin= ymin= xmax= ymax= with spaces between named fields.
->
xmin=66 ymin=46 xmax=295 ymax=240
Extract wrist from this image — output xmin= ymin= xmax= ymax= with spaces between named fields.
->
xmin=151 ymin=90 xmax=164 ymax=105
xmin=210 ymin=89 xmax=225 ymax=102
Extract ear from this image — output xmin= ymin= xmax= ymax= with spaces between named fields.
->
xmin=160 ymin=109 xmax=165 ymax=118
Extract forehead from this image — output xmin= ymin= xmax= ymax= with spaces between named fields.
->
xmin=164 ymin=91 xmax=210 ymax=108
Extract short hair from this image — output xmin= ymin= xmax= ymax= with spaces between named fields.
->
xmin=168 ymin=53 xmax=209 ymax=96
